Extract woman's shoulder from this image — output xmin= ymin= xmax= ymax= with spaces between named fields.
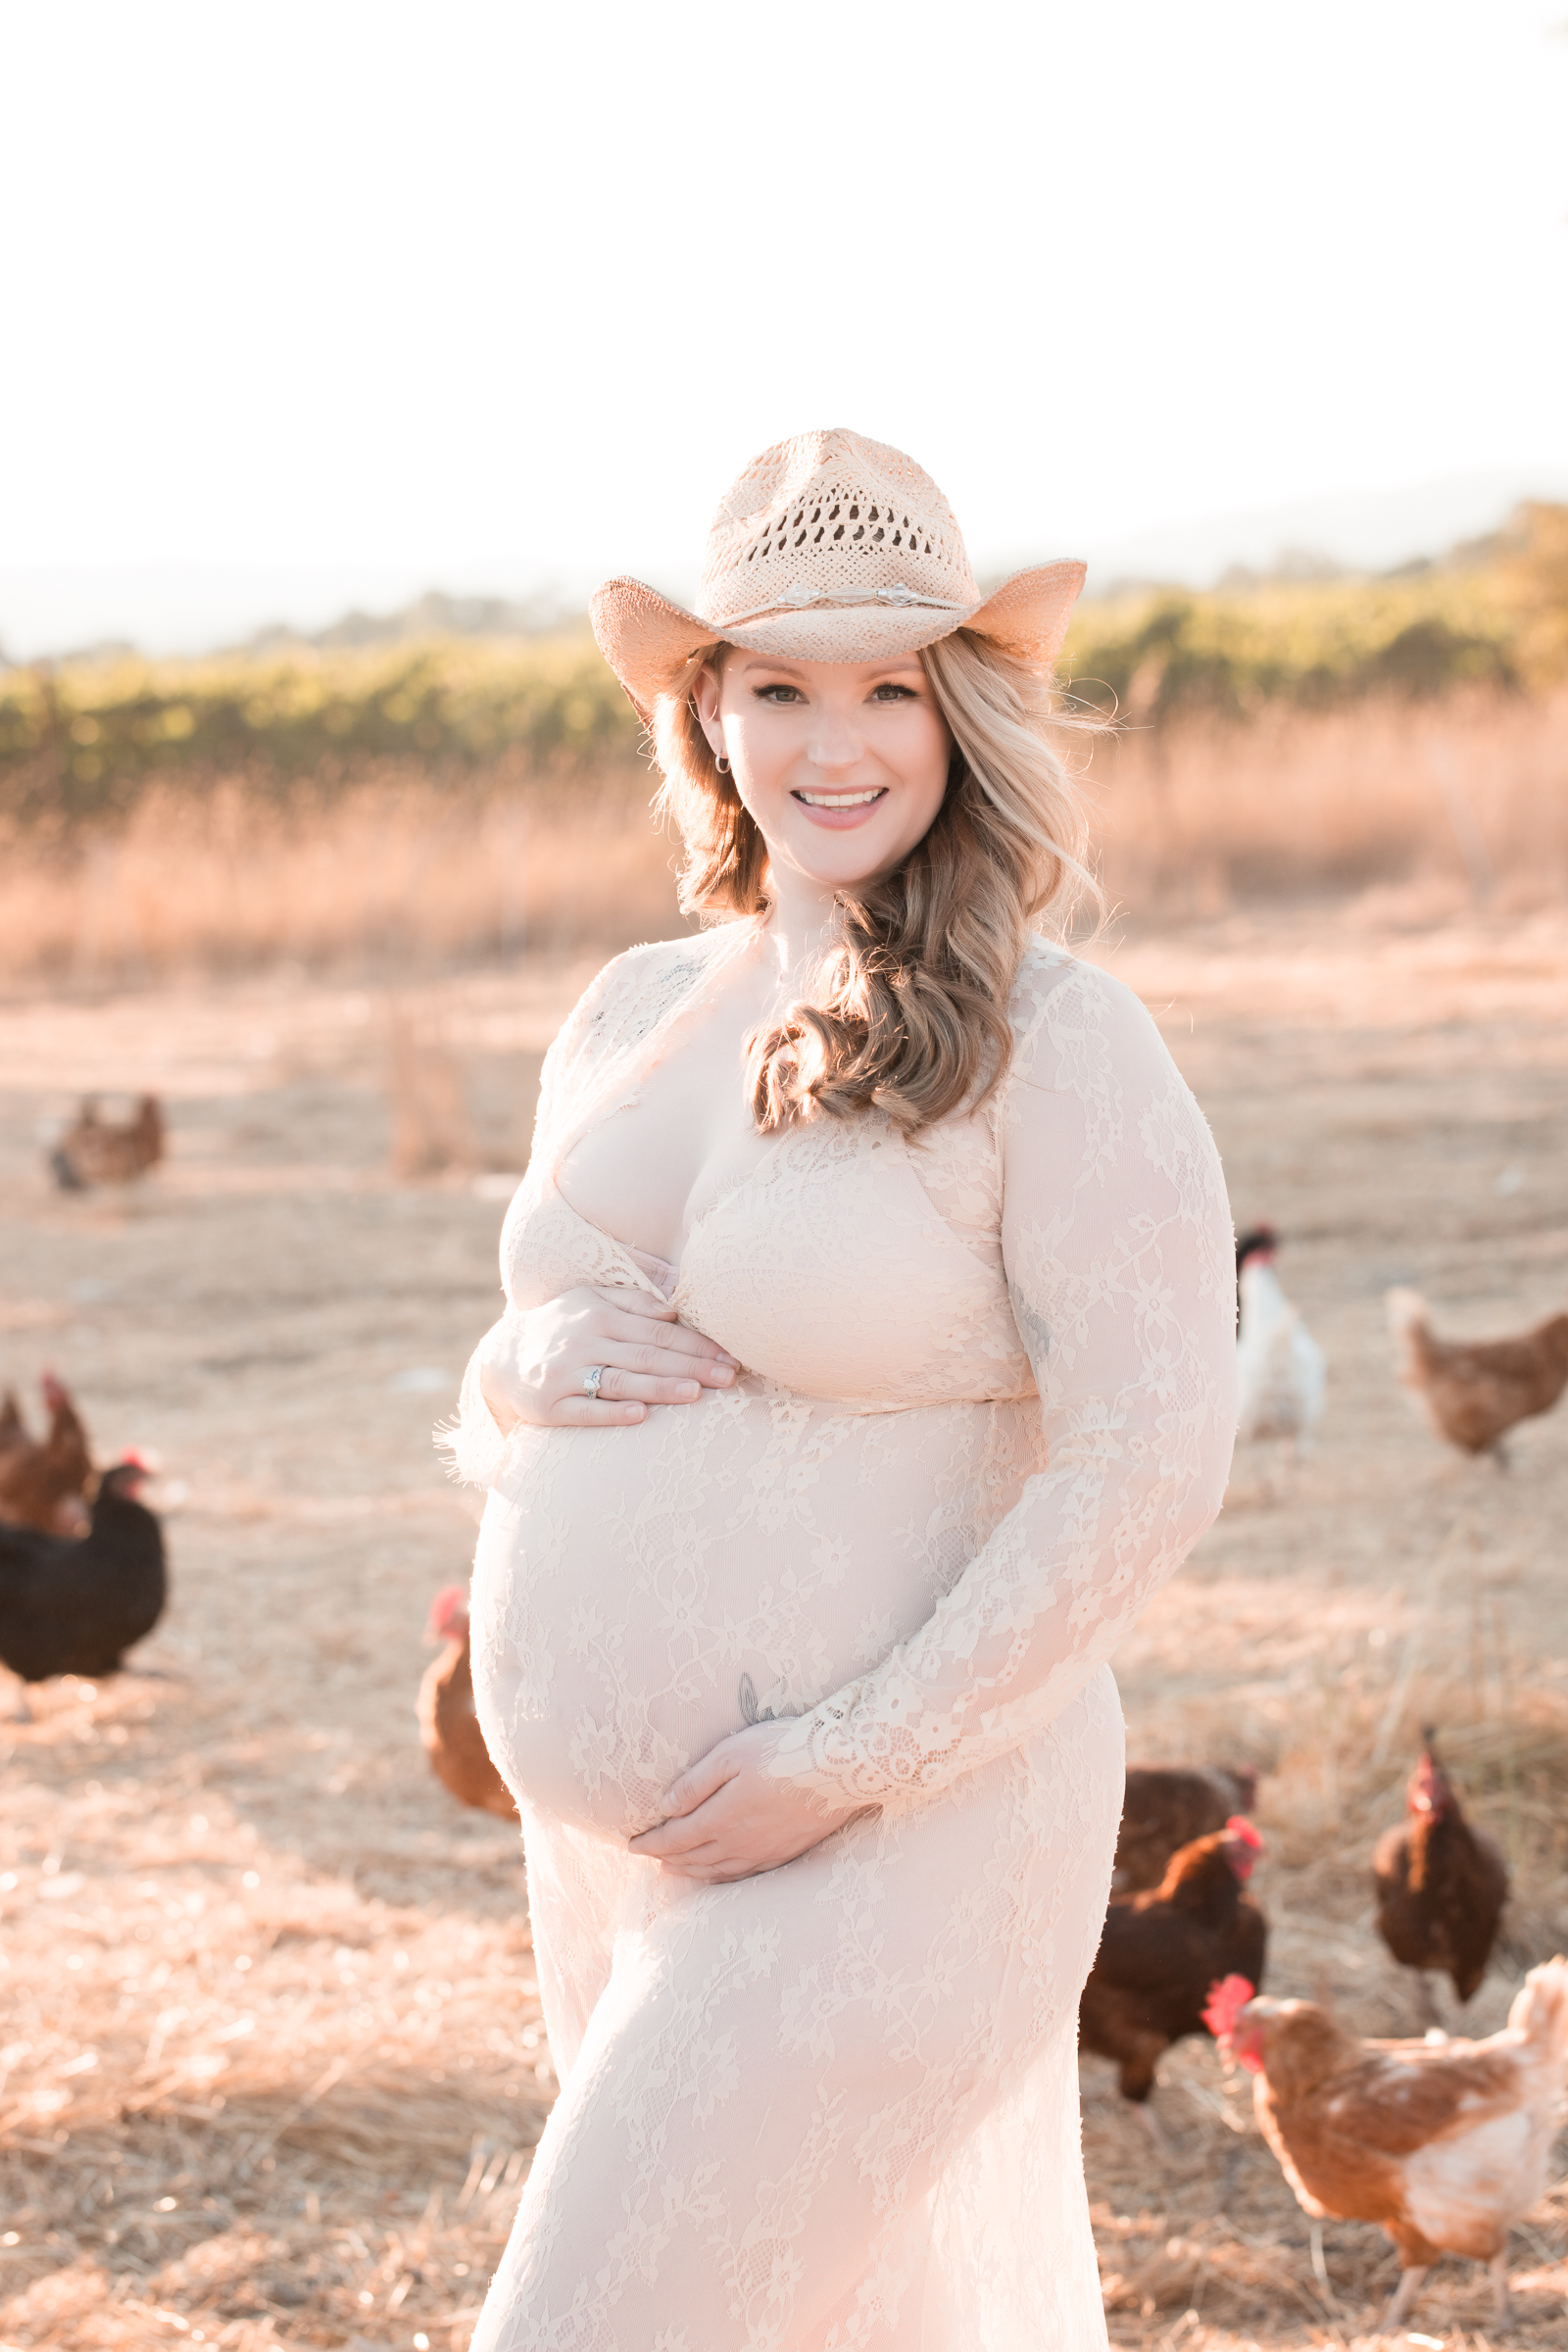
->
xmin=1006 ymin=933 xmax=1142 ymax=1034
xmin=560 ymin=924 xmax=742 ymax=1049
xmin=591 ymin=922 xmax=739 ymax=993
xmin=1005 ymin=935 xmax=1177 ymax=1091
xmin=542 ymin=924 xmax=748 ymax=1091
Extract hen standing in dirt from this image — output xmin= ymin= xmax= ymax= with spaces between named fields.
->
xmin=1206 ymin=1960 xmax=1568 ymax=2327
xmin=1079 ymin=1818 xmax=1266 ymax=2115
xmin=417 ymin=1585 xmax=517 ymax=1820
xmin=1387 ymin=1286 xmax=1568 ymax=1465
xmin=1374 ymin=1731 xmax=1508 ymax=2014
xmin=1235 ymin=1226 xmax=1325 ymax=1456
xmin=49 ymin=1094 xmax=165 ymax=1190
xmin=0 ymin=1372 xmax=93 ymax=1535
xmin=0 ymin=1458 xmax=166 ymax=1713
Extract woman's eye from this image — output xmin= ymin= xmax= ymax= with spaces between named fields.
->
xmin=756 ymin=684 xmax=805 ymax=704
xmin=870 ymin=683 xmax=917 ymax=702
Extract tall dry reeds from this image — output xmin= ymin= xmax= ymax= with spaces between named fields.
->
xmin=0 ymin=689 xmax=1563 ymax=991
xmin=0 ymin=767 xmax=686 ymax=990
xmin=1092 ymin=685 xmax=1568 ymax=916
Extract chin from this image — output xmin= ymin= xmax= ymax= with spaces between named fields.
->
xmin=783 ymin=831 xmax=915 ymax=896
xmin=803 ymin=863 xmax=900 ymax=899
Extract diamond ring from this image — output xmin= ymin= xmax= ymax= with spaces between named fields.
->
xmin=581 ymin=1366 xmax=606 ymax=1398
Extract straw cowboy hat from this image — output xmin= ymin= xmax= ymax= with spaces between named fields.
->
xmin=591 ymin=427 xmax=1086 ymax=721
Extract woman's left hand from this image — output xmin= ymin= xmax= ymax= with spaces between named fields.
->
xmin=629 ymin=1722 xmax=862 ymax=1882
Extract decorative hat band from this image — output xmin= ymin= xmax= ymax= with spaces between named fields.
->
xmin=712 ymin=580 xmax=976 ymax=631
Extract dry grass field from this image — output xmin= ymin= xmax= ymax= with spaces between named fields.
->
xmin=2 ymin=897 xmax=1567 ymax=2352
xmin=1 ymin=686 xmax=1565 ymax=986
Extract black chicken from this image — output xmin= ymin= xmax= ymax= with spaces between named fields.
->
xmin=0 ymin=1459 xmax=166 ymax=1703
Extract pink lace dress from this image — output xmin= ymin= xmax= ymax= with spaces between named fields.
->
xmin=447 ymin=923 xmax=1237 ymax=2351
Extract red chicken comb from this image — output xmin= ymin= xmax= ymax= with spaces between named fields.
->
xmin=1201 ymin=1974 xmax=1256 ymax=2042
xmin=1224 ymin=1816 xmax=1263 ymax=1849
xmin=426 ymin=1584 xmax=470 ymax=1642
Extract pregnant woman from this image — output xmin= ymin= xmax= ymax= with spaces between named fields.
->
xmin=447 ymin=429 xmax=1238 ymax=2350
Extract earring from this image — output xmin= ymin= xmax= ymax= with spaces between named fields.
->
xmin=715 ymin=754 xmax=731 ymax=774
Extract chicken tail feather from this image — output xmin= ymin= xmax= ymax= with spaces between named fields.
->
xmin=1508 ymin=1956 xmax=1568 ymax=2065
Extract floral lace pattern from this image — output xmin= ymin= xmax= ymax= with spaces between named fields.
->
xmin=452 ymin=926 xmax=1238 ymax=2352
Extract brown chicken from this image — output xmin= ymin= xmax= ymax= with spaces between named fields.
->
xmin=416 ymin=1585 xmax=517 ymax=1820
xmin=1374 ymin=1732 xmax=1508 ymax=2010
xmin=1206 ymin=1960 xmax=1568 ymax=2328
xmin=1112 ymin=1762 xmax=1259 ymax=1892
xmin=1079 ymin=1818 xmax=1266 ymax=2109
xmin=1387 ymin=1287 xmax=1568 ymax=1464
xmin=50 ymin=1095 xmax=165 ymax=1190
xmin=0 ymin=1373 xmax=93 ymax=1535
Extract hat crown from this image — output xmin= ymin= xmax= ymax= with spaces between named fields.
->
xmin=698 ymin=427 xmax=979 ymax=630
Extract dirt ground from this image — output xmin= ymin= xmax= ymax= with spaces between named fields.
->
xmin=2 ymin=900 xmax=1566 ymax=2352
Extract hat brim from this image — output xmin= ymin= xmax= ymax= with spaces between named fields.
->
xmin=590 ymin=560 xmax=1088 ymax=723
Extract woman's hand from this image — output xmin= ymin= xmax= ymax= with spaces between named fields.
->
xmin=628 ymin=1722 xmax=866 ymax=1882
xmin=477 ymin=1286 xmax=737 ymax=1431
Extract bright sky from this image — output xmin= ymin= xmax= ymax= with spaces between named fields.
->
xmin=3 ymin=0 xmax=1566 ymax=651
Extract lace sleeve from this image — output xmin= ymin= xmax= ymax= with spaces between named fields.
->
xmin=764 ymin=960 xmax=1239 ymax=1803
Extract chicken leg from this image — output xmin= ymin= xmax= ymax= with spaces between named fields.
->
xmin=1383 ymin=2263 xmax=1429 ymax=2329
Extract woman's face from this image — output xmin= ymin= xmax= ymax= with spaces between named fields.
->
xmin=693 ymin=652 xmax=954 ymax=899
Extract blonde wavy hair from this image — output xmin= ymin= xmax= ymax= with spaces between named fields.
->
xmin=651 ymin=629 xmax=1098 ymax=1137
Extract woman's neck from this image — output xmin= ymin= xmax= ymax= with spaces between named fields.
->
xmin=758 ymin=867 xmax=842 ymax=1000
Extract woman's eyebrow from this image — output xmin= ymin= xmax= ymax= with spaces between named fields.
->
xmin=737 ymin=661 xmax=926 ymax=681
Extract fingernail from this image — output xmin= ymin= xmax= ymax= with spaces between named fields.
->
xmin=624 ymin=1403 xmax=643 ymax=1420
xmin=678 ymin=1381 xmax=700 ymax=1398
xmin=711 ymin=1365 xmax=734 ymax=1385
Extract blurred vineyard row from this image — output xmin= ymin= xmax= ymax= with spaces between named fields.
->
xmin=3 ymin=505 xmax=1565 ymax=828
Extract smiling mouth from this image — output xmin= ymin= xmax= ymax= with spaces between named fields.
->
xmin=793 ymin=788 xmax=887 ymax=808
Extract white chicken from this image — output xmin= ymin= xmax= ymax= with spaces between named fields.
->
xmin=1235 ymin=1226 xmax=1325 ymax=1456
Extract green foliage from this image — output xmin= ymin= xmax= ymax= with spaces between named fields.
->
xmin=1058 ymin=569 xmax=1521 ymax=725
xmin=1496 ymin=501 xmax=1568 ymax=684
xmin=3 ymin=509 xmax=1565 ymax=831
xmin=0 ymin=633 xmax=644 ymax=826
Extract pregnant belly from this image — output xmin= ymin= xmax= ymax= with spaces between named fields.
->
xmin=468 ymin=1380 xmax=1034 ymax=1840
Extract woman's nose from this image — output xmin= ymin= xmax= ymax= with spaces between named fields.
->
xmin=808 ymin=710 xmax=864 ymax=769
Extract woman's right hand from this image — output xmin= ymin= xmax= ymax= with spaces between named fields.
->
xmin=476 ymin=1287 xmax=738 ymax=1431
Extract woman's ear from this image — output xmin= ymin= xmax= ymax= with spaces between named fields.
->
xmin=690 ymin=662 xmax=725 ymax=760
